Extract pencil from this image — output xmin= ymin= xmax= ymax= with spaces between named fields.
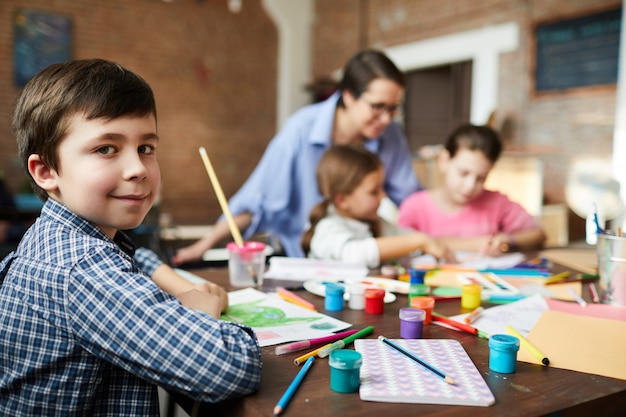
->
xmin=505 ymin=325 xmax=549 ymax=366
xmin=275 ymin=329 xmax=358 ymax=355
xmin=378 ymin=336 xmax=455 ymax=385
xmin=543 ymin=271 xmax=571 ymax=285
xmin=276 ymin=287 xmax=317 ymax=311
xmin=294 ymin=343 xmax=330 ymax=365
xmin=274 ymin=356 xmax=315 ymax=416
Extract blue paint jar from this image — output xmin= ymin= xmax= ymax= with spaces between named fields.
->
xmin=329 ymin=349 xmax=362 ymax=393
xmin=399 ymin=307 xmax=425 ymax=339
xmin=325 ymin=283 xmax=345 ymax=312
xmin=489 ymin=334 xmax=520 ymax=373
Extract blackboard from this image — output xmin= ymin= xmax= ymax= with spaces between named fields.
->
xmin=535 ymin=7 xmax=622 ymax=92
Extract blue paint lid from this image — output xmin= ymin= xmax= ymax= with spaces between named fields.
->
xmin=325 ymin=283 xmax=344 ymax=296
xmin=489 ymin=334 xmax=520 ymax=352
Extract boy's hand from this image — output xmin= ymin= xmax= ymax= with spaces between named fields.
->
xmin=176 ymin=282 xmax=228 ymax=318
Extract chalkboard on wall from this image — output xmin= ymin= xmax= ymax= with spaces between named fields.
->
xmin=535 ymin=7 xmax=622 ymax=92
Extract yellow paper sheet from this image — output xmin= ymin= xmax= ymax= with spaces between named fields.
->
xmin=540 ymin=248 xmax=597 ymax=275
xmin=518 ymin=310 xmax=626 ymax=380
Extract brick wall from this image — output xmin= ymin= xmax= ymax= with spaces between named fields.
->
xmin=313 ymin=0 xmax=620 ymax=217
xmin=0 ymin=0 xmax=277 ymax=224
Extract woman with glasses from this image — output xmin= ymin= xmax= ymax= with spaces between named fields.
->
xmin=172 ymin=49 xmax=422 ymax=264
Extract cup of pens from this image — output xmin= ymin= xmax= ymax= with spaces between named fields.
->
xmin=596 ymin=233 xmax=626 ymax=305
xmin=226 ymin=241 xmax=267 ymax=288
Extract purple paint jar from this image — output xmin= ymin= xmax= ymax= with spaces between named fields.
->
xmin=399 ymin=307 xmax=425 ymax=339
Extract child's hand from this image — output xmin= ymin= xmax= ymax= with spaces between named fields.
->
xmin=482 ymin=233 xmax=510 ymax=257
xmin=176 ymin=282 xmax=228 ymax=318
xmin=424 ymin=239 xmax=457 ymax=264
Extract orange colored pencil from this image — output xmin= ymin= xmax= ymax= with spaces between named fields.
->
xmin=276 ymin=287 xmax=317 ymax=311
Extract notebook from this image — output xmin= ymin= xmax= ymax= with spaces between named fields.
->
xmin=354 ymin=339 xmax=495 ymax=407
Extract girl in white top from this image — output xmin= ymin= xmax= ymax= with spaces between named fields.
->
xmin=302 ymin=145 xmax=456 ymax=268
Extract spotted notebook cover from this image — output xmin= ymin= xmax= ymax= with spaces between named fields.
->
xmin=354 ymin=339 xmax=495 ymax=406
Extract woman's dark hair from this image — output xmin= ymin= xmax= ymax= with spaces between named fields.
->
xmin=336 ymin=50 xmax=405 ymax=107
xmin=444 ymin=124 xmax=503 ymax=163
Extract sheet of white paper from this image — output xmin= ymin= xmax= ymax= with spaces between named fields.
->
xmin=264 ymin=256 xmax=369 ymax=281
xmin=413 ymin=251 xmax=526 ymax=270
xmin=221 ymin=288 xmax=352 ymax=347
xmin=446 ymin=294 xmax=549 ymax=337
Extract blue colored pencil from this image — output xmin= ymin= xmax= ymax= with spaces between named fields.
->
xmin=378 ymin=336 xmax=455 ymax=385
xmin=274 ymin=356 xmax=315 ymax=416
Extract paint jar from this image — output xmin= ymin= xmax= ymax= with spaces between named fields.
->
xmin=596 ymin=233 xmax=626 ymax=305
xmin=329 ymin=349 xmax=362 ymax=393
xmin=226 ymin=241 xmax=266 ymax=288
xmin=461 ymin=283 xmax=482 ymax=310
xmin=348 ymin=283 xmax=366 ymax=310
xmin=399 ymin=307 xmax=425 ymax=339
xmin=364 ymin=288 xmax=385 ymax=314
xmin=410 ymin=296 xmax=435 ymax=325
xmin=409 ymin=268 xmax=426 ymax=284
xmin=488 ymin=334 xmax=520 ymax=374
xmin=408 ymin=269 xmax=429 ymax=306
xmin=324 ymin=283 xmax=345 ymax=312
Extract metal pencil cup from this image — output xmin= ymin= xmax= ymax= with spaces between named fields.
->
xmin=596 ymin=234 xmax=626 ymax=305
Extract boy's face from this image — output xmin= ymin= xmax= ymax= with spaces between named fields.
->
xmin=31 ymin=113 xmax=160 ymax=239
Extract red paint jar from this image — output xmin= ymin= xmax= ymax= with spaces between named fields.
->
xmin=364 ymin=288 xmax=385 ymax=314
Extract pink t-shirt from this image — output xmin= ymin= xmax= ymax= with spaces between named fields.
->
xmin=397 ymin=190 xmax=539 ymax=237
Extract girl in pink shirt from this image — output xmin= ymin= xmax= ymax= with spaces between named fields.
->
xmin=398 ymin=124 xmax=545 ymax=256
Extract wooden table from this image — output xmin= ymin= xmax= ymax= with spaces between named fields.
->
xmin=189 ymin=267 xmax=626 ymax=417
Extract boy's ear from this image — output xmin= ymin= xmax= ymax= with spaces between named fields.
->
xmin=28 ymin=154 xmax=59 ymax=192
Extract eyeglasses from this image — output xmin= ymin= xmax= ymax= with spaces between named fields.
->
xmin=359 ymin=97 xmax=403 ymax=117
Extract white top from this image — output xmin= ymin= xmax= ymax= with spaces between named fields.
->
xmin=308 ymin=205 xmax=413 ymax=268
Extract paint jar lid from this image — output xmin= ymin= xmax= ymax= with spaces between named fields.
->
xmin=410 ymin=296 xmax=435 ymax=308
xmin=329 ymin=349 xmax=362 ymax=370
xmin=409 ymin=268 xmax=426 ymax=284
xmin=348 ymin=283 xmax=367 ymax=295
xmin=325 ymin=283 xmax=345 ymax=296
xmin=462 ymin=283 xmax=482 ymax=294
xmin=399 ymin=307 xmax=425 ymax=322
xmin=364 ymin=288 xmax=385 ymax=298
xmin=226 ymin=241 xmax=266 ymax=254
xmin=489 ymin=334 xmax=520 ymax=352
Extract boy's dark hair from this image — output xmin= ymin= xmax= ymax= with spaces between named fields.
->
xmin=337 ymin=49 xmax=405 ymax=107
xmin=444 ymin=124 xmax=503 ymax=163
xmin=13 ymin=58 xmax=156 ymax=201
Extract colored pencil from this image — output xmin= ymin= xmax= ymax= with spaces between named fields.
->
xmin=567 ymin=287 xmax=588 ymax=307
xmin=318 ymin=325 xmax=374 ymax=358
xmin=275 ymin=329 xmax=358 ymax=355
xmin=505 ymin=325 xmax=549 ymax=366
xmin=432 ymin=313 xmax=478 ymax=336
xmin=274 ymin=356 xmax=315 ymax=416
xmin=378 ymin=336 xmax=455 ymax=384
xmin=465 ymin=306 xmax=484 ymax=324
xmin=276 ymin=287 xmax=317 ymax=311
xmin=293 ymin=344 xmax=330 ymax=366
xmin=589 ymin=282 xmax=600 ymax=303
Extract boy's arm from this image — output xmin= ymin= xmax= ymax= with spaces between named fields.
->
xmin=151 ymin=264 xmax=229 ymax=314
